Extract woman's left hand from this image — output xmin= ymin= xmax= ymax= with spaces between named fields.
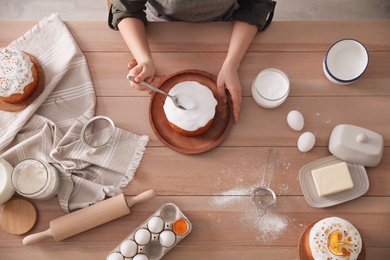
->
xmin=217 ymin=63 xmax=242 ymax=122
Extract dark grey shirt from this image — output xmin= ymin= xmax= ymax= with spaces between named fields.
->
xmin=108 ymin=0 xmax=275 ymax=30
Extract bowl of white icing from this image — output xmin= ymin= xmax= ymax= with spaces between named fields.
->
xmin=323 ymin=39 xmax=369 ymax=84
xmin=252 ymin=68 xmax=290 ymax=109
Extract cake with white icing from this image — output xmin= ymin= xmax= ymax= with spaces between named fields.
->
xmin=163 ymin=81 xmax=217 ymax=137
xmin=0 ymin=47 xmax=39 ymax=104
xmin=301 ymin=217 xmax=363 ymax=260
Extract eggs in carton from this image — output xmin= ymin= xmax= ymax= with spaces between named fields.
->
xmin=107 ymin=203 xmax=192 ymax=260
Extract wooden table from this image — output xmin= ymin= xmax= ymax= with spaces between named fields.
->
xmin=1 ymin=20 xmax=390 ymax=259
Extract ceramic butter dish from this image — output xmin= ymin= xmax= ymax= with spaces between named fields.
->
xmin=329 ymin=124 xmax=383 ymax=167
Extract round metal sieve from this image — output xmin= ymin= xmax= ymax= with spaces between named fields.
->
xmin=251 ymin=149 xmax=277 ymax=216
xmin=80 ymin=116 xmax=116 ymax=148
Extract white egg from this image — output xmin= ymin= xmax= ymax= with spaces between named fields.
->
xmin=287 ymin=110 xmax=304 ymax=131
xmin=119 ymin=239 xmax=138 ymax=257
xmin=159 ymin=230 xmax=176 ymax=247
xmin=134 ymin=228 xmax=151 ymax=245
xmin=133 ymin=254 xmax=149 ymax=260
xmin=297 ymin=132 xmax=316 ymax=152
xmin=107 ymin=252 xmax=124 ymax=260
xmin=147 ymin=216 xmax=164 ymax=233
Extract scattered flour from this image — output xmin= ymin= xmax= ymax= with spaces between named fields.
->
xmin=240 ymin=209 xmax=288 ymax=241
xmin=210 ymin=186 xmax=289 ymax=242
xmin=210 ymin=154 xmax=294 ymax=242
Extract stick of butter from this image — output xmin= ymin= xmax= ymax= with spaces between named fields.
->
xmin=311 ymin=162 xmax=354 ymax=197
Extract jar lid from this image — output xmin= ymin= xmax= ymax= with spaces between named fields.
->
xmin=329 ymin=124 xmax=383 ymax=167
xmin=0 ymin=199 xmax=37 ymax=235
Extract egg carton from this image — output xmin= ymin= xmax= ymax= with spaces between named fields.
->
xmin=107 ymin=203 xmax=192 ymax=260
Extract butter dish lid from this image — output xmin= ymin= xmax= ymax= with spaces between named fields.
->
xmin=329 ymin=124 xmax=384 ymax=167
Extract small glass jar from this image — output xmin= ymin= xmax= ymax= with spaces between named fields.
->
xmin=252 ymin=68 xmax=290 ymax=109
xmin=11 ymin=158 xmax=61 ymax=200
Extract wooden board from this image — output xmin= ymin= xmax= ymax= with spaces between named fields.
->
xmin=149 ymin=70 xmax=233 ymax=154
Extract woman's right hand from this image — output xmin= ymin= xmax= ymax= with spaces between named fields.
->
xmin=127 ymin=59 xmax=156 ymax=91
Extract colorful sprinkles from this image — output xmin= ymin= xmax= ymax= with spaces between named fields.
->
xmin=0 ymin=47 xmax=34 ymax=97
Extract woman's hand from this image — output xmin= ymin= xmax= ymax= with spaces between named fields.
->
xmin=218 ymin=21 xmax=258 ymax=121
xmin=127 ymin=60 xmax=155 ymax=91
xmin=217 ymin=62 xmax=242 ymax=122
xmin=118 ymin=17 xmax=155 ymax=91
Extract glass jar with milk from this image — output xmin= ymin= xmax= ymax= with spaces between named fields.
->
xmin=252 ymin=68 xmax=290 ymax=109
xmin=11 ymin=158 xmax=61 ymax=200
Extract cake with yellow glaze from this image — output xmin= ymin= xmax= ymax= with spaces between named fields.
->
xmin=299 ymin=217 xmax=364 ymax=260
xmin=0 ymin=47 xmax=39 ymax=104
xmin=163 ymin=81 xmax=217 ymax=137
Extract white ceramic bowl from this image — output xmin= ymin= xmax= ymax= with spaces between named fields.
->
xmin=323 ymin=39 xmax=369 ymax=84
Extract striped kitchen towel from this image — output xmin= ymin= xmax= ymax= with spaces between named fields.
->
xmin=0 ymin=14 xmax=148 ymax=213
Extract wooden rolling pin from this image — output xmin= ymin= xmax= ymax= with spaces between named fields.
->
xmin=23 ymin=189 xmax=156 ymax=245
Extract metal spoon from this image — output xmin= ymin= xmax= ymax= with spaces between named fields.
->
xmin=127 ymin=75 xmax=187 ymax=110
xmin=251 ymin=149 xmax=277 ymax=217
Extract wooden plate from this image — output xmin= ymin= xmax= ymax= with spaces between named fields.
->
xmin=149 ymin=70 xmax=233 ymax=154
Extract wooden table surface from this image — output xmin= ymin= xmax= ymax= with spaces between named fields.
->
xmin=1 ymin=20 xmax=390 ymax=259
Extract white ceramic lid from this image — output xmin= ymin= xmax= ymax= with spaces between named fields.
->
xmin=329 ymin=124 xmax=383 ymax=167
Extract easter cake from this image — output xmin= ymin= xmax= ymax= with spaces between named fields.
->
xmin=0 ymin=46 xmax=44 ymax=111
xmin=299 ymin=216 xmax=365 ymax=260
xmin=163 ymin=81 xmax=217 ymax=137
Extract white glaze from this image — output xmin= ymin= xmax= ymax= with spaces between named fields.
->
xmin=309 ymin=217 xmax=362 ymax=260
xmin=163 ymin=81 xmax=217 ymax=131
xmin=0 ymin=47 xmax=34 ymax=97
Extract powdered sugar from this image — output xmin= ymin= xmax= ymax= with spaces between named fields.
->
xmin=241 ymin=210 xmax=288 ymax=241
xmin=209 ymin=153 xmax=294 ymax=242
xmin=210 ymin=186 xmax=289 ymax=242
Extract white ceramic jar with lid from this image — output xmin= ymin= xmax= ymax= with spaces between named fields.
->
xmin=11 ymin=158 xmax=61 ymax=200
xmin=0 ymin=158 xmax=14 ymax=204
xmin=329 ymin=124 xmax=383 ymax=167
xmin=252 ymin=68 xmax=290 ymax=109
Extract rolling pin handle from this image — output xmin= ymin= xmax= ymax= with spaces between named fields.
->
xmin=125 ymin=189 xmax=156 ymax=208
xmin=23 ymin=228 xmax=53 ymax=246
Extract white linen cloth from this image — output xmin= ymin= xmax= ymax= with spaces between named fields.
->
xmin=0 ymin=14 xmax=149 ymax=212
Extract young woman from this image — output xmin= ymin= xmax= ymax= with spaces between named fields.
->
xmin=108 ymin=0 xmax=276 ymax=121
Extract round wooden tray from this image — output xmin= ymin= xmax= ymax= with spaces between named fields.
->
xmin=149 ymin=70 xmax=233 ymax=154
